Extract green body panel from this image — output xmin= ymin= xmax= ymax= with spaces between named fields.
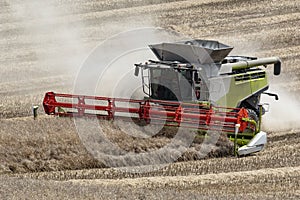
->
xmin=250 ymin=73 xmax=268 ymax=94
xmin=215 ymin=70 xmax=269 ymax=108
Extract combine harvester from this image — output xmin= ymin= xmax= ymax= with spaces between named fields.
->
xmin=43 ymin=39 xmax=281 ymax=156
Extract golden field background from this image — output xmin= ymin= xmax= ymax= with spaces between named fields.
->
xmin=0 ymin=0 xmax=299 ymax=199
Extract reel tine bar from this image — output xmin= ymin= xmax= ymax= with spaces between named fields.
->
xmin=43 ymin=92 xmax=249 ymax=133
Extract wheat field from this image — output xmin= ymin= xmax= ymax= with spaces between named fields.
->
xmin=0 ymin=0 xmax=300 ymax=199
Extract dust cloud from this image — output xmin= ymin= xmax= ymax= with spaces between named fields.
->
xmin=74 ymin=28 xmax=189 ymax=98
xmin=7 ymin=0 xmax=87 ymax=77
xmin=6 ymin=0 xmax=167 ymax=93
xmin=219 ymin=33 xmax=299 ymax=132
xmin=262 ymin=85 xmax=300 ymax=132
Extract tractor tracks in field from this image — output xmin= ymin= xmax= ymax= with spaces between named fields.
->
xmin=0 ymin=0 xmax=299 ymax=198
xmin=269 ymin=130 xmax=300 ymax=143
xmin=267 ymin=130 xmax=300 ymax=149
xmin=68 ymin=166 xmax=300 ymax=192
xmin=2 ymin=166 xmax=298 ymax=199
xmin=9 ymin=128 xmax=300 ymax=182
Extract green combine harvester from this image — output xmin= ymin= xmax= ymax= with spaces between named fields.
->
xmin=133 ymin=39 xmax=281 ymax=155
xmin=43 ymin=39 xmax=281 ymax=156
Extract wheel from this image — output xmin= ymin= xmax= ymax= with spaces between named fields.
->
xmin=245 ymin=109 xmax=259 ymax=133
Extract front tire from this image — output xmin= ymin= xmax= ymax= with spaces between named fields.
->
xmin=246 ymin=109 xmax=259 ymax=133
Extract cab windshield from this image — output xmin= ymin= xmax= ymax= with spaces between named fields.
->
xmin=149 ymin=68 xmax=193 ymax=101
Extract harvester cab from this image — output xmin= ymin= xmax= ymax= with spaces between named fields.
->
xmin=135 ymin=40 xmax=280 ymax=114
xmin=43 ymin=39 xmax=281 ymax=156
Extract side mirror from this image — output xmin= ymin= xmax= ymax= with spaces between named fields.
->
xmin=194 ymin=72 xmax=201 ymax=84
xmin=274 ymin=60 xmax=281 ymax=76
xmin=134 ymin=65 xmax=140 ymax=76
xmin=263 ymin=92 xmax=279 ymax=101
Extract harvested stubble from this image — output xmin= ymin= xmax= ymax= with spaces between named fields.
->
xmin=0 ymin=117 xmax=104 ymax=173
xmin=1 ymin=167 xmax=299 ymax=200
xmin=12 ymin=140 xmax=300 ymax=181
xmin=0 ymin=116 xmax=233 ymax=174
xmin=1 ymin=0 xmax=300 ymax=199
xmin=0 ymin=94 xmax=43 ymax=119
